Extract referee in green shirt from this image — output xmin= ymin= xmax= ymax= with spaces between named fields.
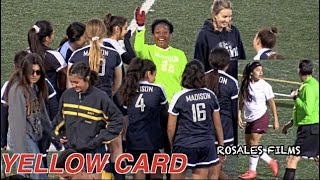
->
xmin=282 ymin=59 xmax=319 ymax=180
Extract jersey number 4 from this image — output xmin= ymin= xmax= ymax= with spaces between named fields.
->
xmin=192 ymin=103 xmax=206 ymax=122
xmin=135 ymin=94 xmax=146 ymax=112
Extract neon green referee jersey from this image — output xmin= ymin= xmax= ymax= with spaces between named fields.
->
xmin=292 ymin=76 xmax=319 ymax=126
xmin=134 ymin=28 xmax=188 ymax=103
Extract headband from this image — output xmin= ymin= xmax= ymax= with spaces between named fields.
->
xmin=246 ymin=61 xmax=262 ymax=75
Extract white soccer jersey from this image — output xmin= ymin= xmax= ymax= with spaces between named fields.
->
xmin=243 ymin=79 xmax=274 ymax=122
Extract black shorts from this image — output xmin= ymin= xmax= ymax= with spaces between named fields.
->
xmin=294 ymin=123 xmax=319 ymax=158
xmin=172 ymin=145 xmax=219 ymax=169
xmin=215 ymin=140 xmax=234 ymax=147
xmin=126 ymin=149 xmax=160 ymax=167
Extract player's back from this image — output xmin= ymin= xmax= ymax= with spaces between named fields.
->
xmin=125 ymin=81 xmax=167 ymax=150
xmin=68 ymin=44 xmax=122 ymax=98
xmin=169 ymin=88 xmax=220 ymax=148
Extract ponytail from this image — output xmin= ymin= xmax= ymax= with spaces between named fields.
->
xmin=205 ymin=68 xmax=219 ymax=96
xmin=239 ymin=62 xmax=262 ymax=102
xmin=85 ymin=19 xmax=106 ymax=73
xmin=104 ymin=13 xmax=113 ymax=37
xmin=103 ymin=13 xmax=128 ymax=37
xmin=89 ymin=36 xmax=103 ymax=73
xmin=28 ymin=20 xmax=53 ymax=55
xmin=121 ymin=58 xmax=144 ymax=106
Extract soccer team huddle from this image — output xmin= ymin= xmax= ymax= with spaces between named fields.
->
xmin=1 ymin=0 xmax=319 ymax=179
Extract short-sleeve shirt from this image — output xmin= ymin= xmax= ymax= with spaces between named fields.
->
xmin=68 ymin=44 xmax=122 ymax=98
xmin=58 ymin=41 xmax=74 ymax=62
xmin=124 ymin=81 xmax=167 ymax=150
xmin=168 ymin=88 xmax=220 ymax=148
xmin=243 ymin=79 xmax=274 ymax=122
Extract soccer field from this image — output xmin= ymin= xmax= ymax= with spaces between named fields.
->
xmin=1 ymin=0 xmax=319 ymax=179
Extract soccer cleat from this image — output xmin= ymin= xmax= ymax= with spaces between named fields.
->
xmin=269 ymin=159 xmax=279 ymax=177
xmin=239 ymin=170 xmax=257 ymax=179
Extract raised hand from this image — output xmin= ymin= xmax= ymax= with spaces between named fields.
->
xmin=135 ymin=6 xmax=145 ymax=26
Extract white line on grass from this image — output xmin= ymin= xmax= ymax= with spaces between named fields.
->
xmin=274 ymin=92 xmax=291 ymax=97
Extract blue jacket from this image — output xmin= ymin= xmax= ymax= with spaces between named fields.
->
xmin=194 ymin=19 xmax=246 ymax=72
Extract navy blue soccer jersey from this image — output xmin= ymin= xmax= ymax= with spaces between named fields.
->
xmin=206 ymin=70 xmax=238 ymax=144
xmin=124 ymin=81 xmax=167 ymax=150
xmin=58 ymin=41 xmax=74 ymax=62
xmin=1 ymin=81 xmax=9 ymax=104
xmin=168 ymin=88 xmax=220 ymax=148
xmin=103 ymin=38 xmax=125 ymax=56
xmin=253 ymin=48 xmax=276 ymax=60
xmin=68 ymin=44 xmax=122 ymax=98
xmin=26 ymin=48 xmax=67 ymax=95
xmin=103 ymin=39 xmax=126 ymax=78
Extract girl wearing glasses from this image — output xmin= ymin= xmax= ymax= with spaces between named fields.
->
xmin=5 ymin=53 xmax=52 ymax=179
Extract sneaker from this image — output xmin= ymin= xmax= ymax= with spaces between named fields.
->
xmin=239 ymin=170 xmax=257 ymax=179
xmin=269 ymin=159 xmax=279 ymax=177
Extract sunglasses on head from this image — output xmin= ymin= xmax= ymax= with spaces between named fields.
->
xmin=31 ymin=70 xmax=42 ymax=76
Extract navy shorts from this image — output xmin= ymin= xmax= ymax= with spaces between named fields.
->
xmin=113 ymin=91 xmax=127 ymax=116
xmin=126 ymin=149 xmax=160 ymax=167
xmin=245 ymin=112 xmax=270 ymax=134
xmin=172 ymin=145 xmax=219 ymax=169
xmin=294 ymin=123 xmax=319 ymax=158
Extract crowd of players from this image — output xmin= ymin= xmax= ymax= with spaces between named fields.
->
xmin=1 ymin=0 xmax=318 ymax=179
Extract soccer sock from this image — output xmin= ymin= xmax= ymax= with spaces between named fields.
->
xmin=111 ymin=161 xmax=126 ymax=180
xmin=283 ymin=168 xmax=296 ymax=180
xmin=260 ymin=152 xmax=272 ymax=164
xmin=102 ymin=170 xmax=113 ymax=179
xmin=249 ymin=155 xmax=259 ymax=171
xmin=42 ymin=154 xmax=48 ymax=169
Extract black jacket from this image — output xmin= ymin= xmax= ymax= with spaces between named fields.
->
xmin=52 ymin=85 xmax=123 ymax=151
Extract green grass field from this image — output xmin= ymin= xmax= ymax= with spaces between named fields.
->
xmin=1 ymin=0 xmax=319 ymax=179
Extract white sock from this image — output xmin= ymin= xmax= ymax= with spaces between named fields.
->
xmin=260 ymin=152 xmax=272 ymax=164
xmin=249 ymin=155 xmax=259 ymax=171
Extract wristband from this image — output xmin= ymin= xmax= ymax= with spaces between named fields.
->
xmin=137 ymin=25 xmax=145 ymax=32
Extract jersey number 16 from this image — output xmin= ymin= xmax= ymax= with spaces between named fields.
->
xmin=192 ymin=103 xmax=206 ymax=122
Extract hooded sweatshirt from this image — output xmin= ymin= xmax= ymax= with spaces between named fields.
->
xmin=194 ymin=19 xmax=246 ymax=76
